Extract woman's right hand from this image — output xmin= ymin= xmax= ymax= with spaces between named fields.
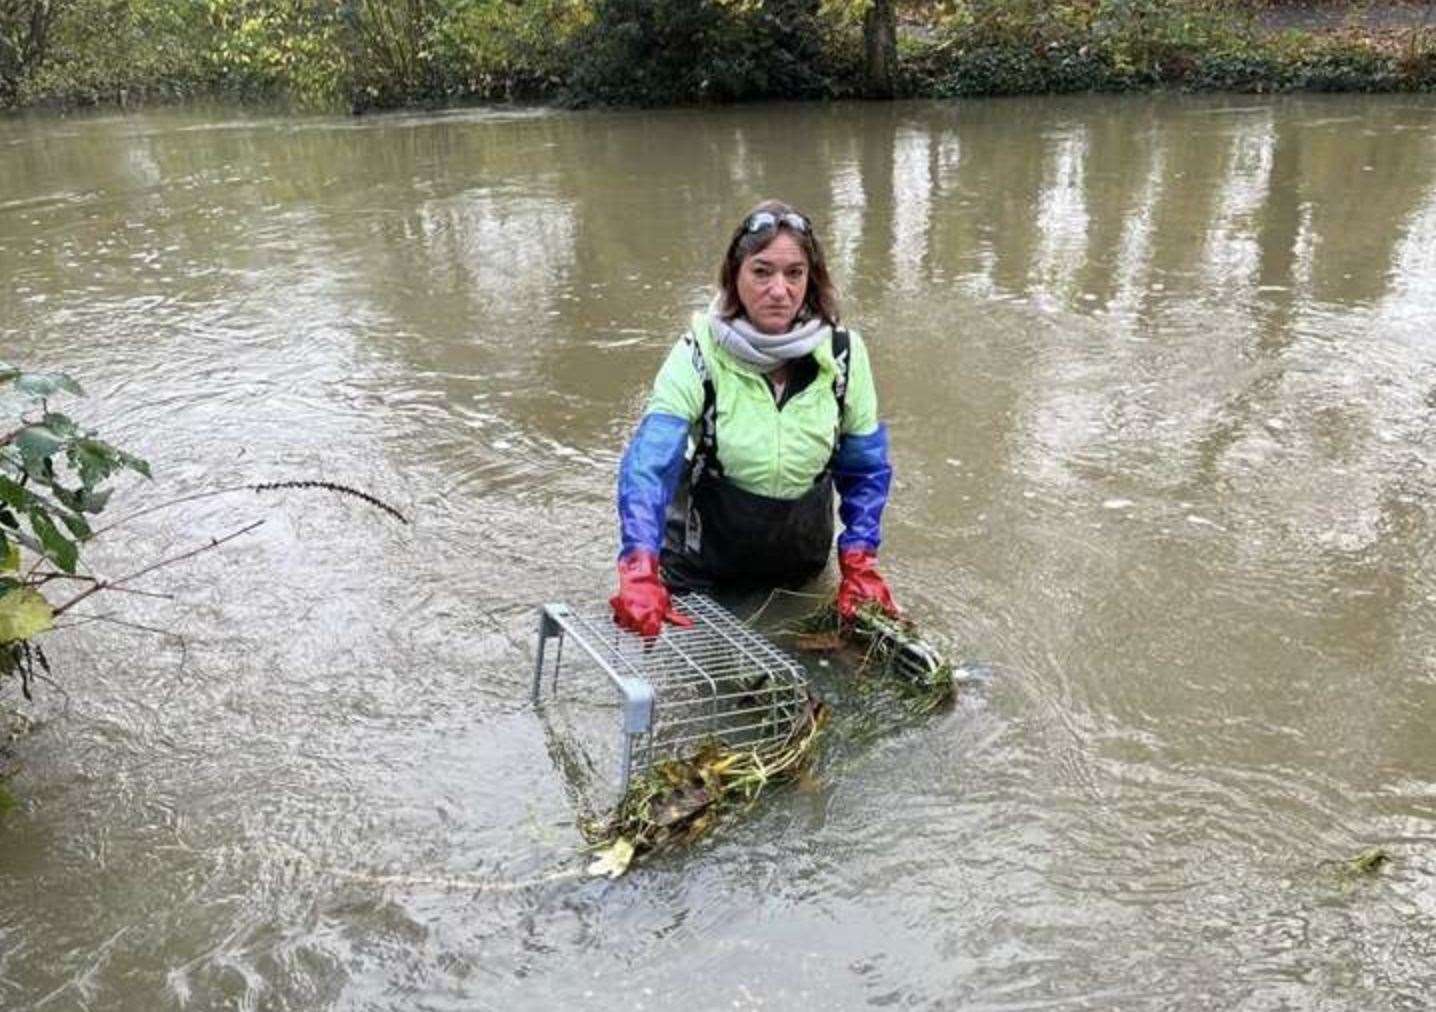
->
xmin=610 ymin=550 xmax=693 ymax=638
xmin=836 ymin=548 xmax=899 ymax=622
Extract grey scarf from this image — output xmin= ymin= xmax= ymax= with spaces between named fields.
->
xmin=707 ymin=299 xmax=828 ymax=373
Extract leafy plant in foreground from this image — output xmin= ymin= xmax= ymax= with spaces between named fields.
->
xmin=0 ymin=365 xmax=151 ymax=694
xmin=0 ymin=363 xmax=408 ymax=701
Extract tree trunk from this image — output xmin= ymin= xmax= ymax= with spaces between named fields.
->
xmin=862 ymin=0 xmax=897 ymax=99
xmin=0 ymin=0 xmax=62 ymax=105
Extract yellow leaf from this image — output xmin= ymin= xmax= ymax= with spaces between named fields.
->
xmin=0 ymin=588 xmax=54 ymax=643
xmin=707 ymin=754 xmax=739 ymax=775
xmin=586 ymin=838 xmax=635 ymax=879
xmin=0 ymin=543 xmax=17 ymax=572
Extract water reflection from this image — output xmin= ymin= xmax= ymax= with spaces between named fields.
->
xmin=1033 ymin=125 xmax=1089 ymax=298
xmin=890 ymin=126 xmax=933 ymax=290
xmin=9 ymin=99 xmax=1434 ymax=361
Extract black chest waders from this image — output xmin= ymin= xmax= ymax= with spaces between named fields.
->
xmin=660 ymin=329 xmax=852 ymax=593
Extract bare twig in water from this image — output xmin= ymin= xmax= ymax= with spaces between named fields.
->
xmin=31 ymin=572 xmax=176 ymax=601
xmin=53 ymin=616 xmax=193 ymax=679
xmin=21 ymin=667 xmax=69 ymax=706
xmin=52 ymin=520 xmax=265 ymax=618
xmin=90 ymin=481 xmax=408 ymax=539
xmin=57 ymin=612 xmax=187 ymax=642
xmin=88 ymin=487 xmax=250 ymax=538
xmin=21 ymin=537 xmax=101 ymax=584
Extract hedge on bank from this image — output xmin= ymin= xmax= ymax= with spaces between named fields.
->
xmin=3 ymin=0 xmax=1434 ymax=111
xmin=907 ymin=1 xmax=1436 ymax=98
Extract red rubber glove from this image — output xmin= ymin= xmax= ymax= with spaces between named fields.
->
xmin=610 ymin=550 xmax=693 ymax=638
xmin=836 ymin=548 xmax=899 ymax=622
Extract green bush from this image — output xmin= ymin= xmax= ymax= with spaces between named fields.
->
xmin=428 ymin=0 xmax=587 ymax=100
xmin=201 ymin=0 xmax=348 ymax=105
xmin=901 ymin=0 xmax=1436 ymax=99
xmin=1396 ymin=40 xmax=1436 ymax=90
xmin=12 ymin=0 xmax=609 ymax=110
xmin=1187 ymin=48 xmax=1286 ymax=91
xmin=1092 ymin=0 xmax=1255 ymax=84
xmin=1289 ymin=34 xmax=1398 ymax=92
xmin=563 ymin=0 xmax=836 ymax=106
xmin=1 ymin=0 xmax=59 ymax=105
xmin=15 ymin=0 xmax=217 ymax=107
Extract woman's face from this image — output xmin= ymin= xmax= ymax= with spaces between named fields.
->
xmin=735 ymin=231 xmax=810 ymax=334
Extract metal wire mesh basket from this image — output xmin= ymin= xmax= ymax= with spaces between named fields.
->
xmin=531 ymin=595 xmax=813 ymax=797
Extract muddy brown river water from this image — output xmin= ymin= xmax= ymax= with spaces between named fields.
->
xmin=3 ymin=94 xmax=1436 ymax=1010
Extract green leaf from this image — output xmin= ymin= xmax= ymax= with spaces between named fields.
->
xmin=0 ymin=476 xmax=25 ymax=512
xmin=14 ymin=372 xmax=84 ymax=399
xmin=41 ymin=412 xmax=80 ymax=438
xmin=4 ymin=481 xmax=88 ymax=537
xmin=15 ymin=480 xmax=78 ymax=521
xmin=58 ymin=511 xmax=92 ymax=541
xmin=0 ymin=540 xmax=17 ymax=572
xmin=48 ymin=483 xmax=115 ymax=516
xmin=0 ymin=588 xmax=54 ymax=643
xmin=28 ymin=509 xmax=77 ymax=574
xmin=68 ymin=438 xmax=150 ymax=489
xmin=123 ymin=451 xmax=152 ymax=480
xmin=77 ymin=487 xmax=114 ymax=513
xmin=68 ymin=439 xmax=116 ymax=489
xmin=586 ymin=837 xmax=635 ymax=879
xmin=15 ymin=425 xmax=65 ymax=471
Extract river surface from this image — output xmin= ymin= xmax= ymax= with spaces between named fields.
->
xmin=3 ymin=94 xmax=1436 ymax=1010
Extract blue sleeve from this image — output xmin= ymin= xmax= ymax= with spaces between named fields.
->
xmin=617 ymin=412 xmax=690 ymax=558
xmin=832 ymin=423 xmax=891 ymax=553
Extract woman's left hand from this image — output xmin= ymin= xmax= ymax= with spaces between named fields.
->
xmin=836 ymin=548 xmax=899 ymax=622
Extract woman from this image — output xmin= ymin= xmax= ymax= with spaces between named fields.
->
xmin=610 ymin=199 xmax=898 ymax=637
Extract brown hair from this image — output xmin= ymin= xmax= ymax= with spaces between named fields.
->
xmin=717 ymin=199 xmax=839 ymax=326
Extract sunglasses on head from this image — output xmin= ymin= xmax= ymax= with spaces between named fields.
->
xmin=743 ymin=210 xmax=810 ymax=235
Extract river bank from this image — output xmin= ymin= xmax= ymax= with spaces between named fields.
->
xmin=2 ymin=1 xmax=1433 ymax=115
xmin=904 ymin=1 xmax=1436 ymax=99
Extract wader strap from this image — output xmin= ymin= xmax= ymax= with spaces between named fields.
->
xmin=831 ymin=327 xmax=851 ymax=422
xmin=682 ymin=331 xmax=720 ymax=554
xmin=820 ymin=327 xmax=852 ymax=483
xmin=684 ymin=331 xmax=723 ymax=483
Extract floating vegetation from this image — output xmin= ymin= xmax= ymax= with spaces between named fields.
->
xmin=583 ymin=698 xmax=828 ymax=878
xmin=1322 ymin=847 xmax=1393 ymax=878
xmin=1346 ymin=848 xmax=1392 ymax=874
xmin=1311 ymin=847 xmax=1395 ymax=896
xmin=788 ymin=601 xmax=956 ymax=715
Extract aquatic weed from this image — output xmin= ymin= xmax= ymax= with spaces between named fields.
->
xmin=788 ymin=600 xmax=957 ymax=716
xmin=584 ymin=697 xmax=828 ymax=877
